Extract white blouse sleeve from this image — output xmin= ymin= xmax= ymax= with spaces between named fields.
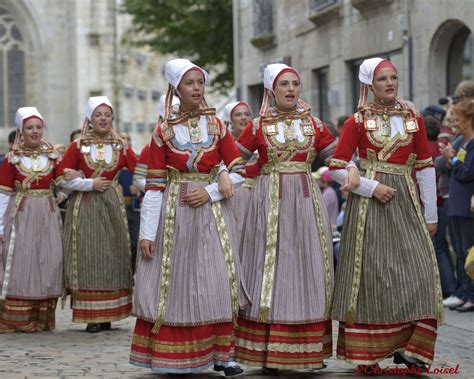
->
xmin=60 ymin=177 xmax=94 ymax=192
xmin=205 ymin=173 xmax=245 ymax=203
xmin=415 ymin=167 xmax=438 ymax=224
xmin=0 ymin=193 xmax=12 ymax=235
xmin=139 ymin=190 xmax=163 ymax=242
xmin=134 ymin=178 xmax=146 ymax=193
xmin=330 ymin=161 xmax=379 ymax=198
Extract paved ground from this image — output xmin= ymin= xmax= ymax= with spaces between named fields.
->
xmin=0 ymin=306 xmax=473 ymax=378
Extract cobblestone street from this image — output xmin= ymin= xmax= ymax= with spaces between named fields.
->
xmin=0 ymin=306 xmax=472 ymax=378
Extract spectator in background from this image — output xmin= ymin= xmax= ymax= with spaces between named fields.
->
xmin=336 ymin=115 xmax=349 ymax=137
xmin=0 ymin=131 xmax=17 ymax=164
xmin=424 ymin=115 xmax=456 ymax=300
xmin=314 ymin=166 xmax=339 ymax=229
xmin=118 ymin=132 xmax=140 ymax=274
xmin=439 ymin=98 xmax=474 ymax=313
xmin=69 ymin=129 xmax=81 ymax=143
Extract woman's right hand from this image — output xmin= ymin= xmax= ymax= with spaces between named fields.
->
xmin=140 ymin=239 xmax=154 ymax=258
xmin=373 ymin=183 xmax=397 ymax=204
xmin=92 ymin=177 xmax=111 ymax=192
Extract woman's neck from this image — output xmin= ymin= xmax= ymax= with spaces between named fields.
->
xmin=275 ymin=105 xmax=297 ymax=113
xmin=373 ymin=97 xmax=397 ymax=107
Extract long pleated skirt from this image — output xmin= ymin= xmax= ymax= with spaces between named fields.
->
xmin=0 ymin=195 xmax=62 ymax=332
xmin=331 ymin=172 xmax=442 ymax=364
xmin=63 ymin=186 xmax=132 ymax=323
xmin=131 ymin=180 xmax=249 ymax=373
xmin=235 ymin=173 xmax=334 ymax=369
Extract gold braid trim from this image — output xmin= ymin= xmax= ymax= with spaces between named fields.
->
xmin=211 ymin=202 xmax=239 ymax=324
xmin=328 ymin=158 xmax=349 ymax=169
xmin=0 ymin=194 xmax=25 ymax=305
xmin=414 ymin=157 xmax=433 ymax=169
xmin=346 ymin=150 xmax=377 ymax=324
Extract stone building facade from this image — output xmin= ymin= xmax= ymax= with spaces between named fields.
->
xmin=233 ymin=0 xmax=474 ymax=123
xmin=0 ymin=0 xmax=169 ymax=153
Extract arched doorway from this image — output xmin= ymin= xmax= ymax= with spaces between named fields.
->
xmin=447 ymin=26 xmax=473 ymax=95
xmin=0 ymin=7 xmax=26 ymax=128
xmin=429 ymin=20 xmax=473 ymax=102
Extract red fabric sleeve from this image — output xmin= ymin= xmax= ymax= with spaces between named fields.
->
xmin=0 ymin=157 xmax=15 ymax=192
xmin=314 ymin=119 xmax=336 ymax=161
xmin=219 ymin=120 xmax=245 ymax=175
xmin=145 ymin=129 xmax=167 ymax=192
xmin=236 ymin=120 xmax=258 ymax=157
xmin=56 ymin=142 xmax=80 ymax=178
xmin=124 ymin=145 xmax=137 ymax=174
xmin=138 ymin=144 xmax=150 ymax=165
xmin=413 ymin=116 xmax=435 ymax=170
xmin=328 ymin=115 xmax=361 ymax=170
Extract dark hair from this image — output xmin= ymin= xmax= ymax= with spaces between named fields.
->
xmin=8 ymin=130 xmax=17 ymax=144
xmin=423 ymin=116 xmax=440 ymax=141
xmin=324 ymin=121 xmax=338 ymax=138
xmin=337 ymin=115 xmax=349 ymax=129
xmin=70 ymin=129 xmax=82 ymax=142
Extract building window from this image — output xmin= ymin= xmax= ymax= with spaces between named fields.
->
xmin=309 ymin=0 xmax=339 ymax=12
xmin=137 ymin=90 xmax=147 ymax=101
xmin=0 ymin=8 xmax=25 ymax=128
xmin=151 ymin=91 xmax=161 ymax=101
xmin=124 ymin=87 xmax=134 ymax=98
xmin=247 ymin=83 xmax=264 ymax=116
xmin=89 ymin=90 xmax=102 ymax=97
xmin=149 ymin=122 xmax=156 ymax=133
xmin=122 ymin=122 xmax=132 ymax=133
xmin=312 ymin=67 xmax=329 ymax=122
xmin=251 ymin=0 xmax=274 ymax=49
xmin=136 ymin=122 xmax=145 ymax=133
xmin=447 ymin=26 xmax=473 ymax=95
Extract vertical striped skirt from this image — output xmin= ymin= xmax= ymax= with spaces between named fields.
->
xmin=331 ymin=172 xmax=442 ymax=364
xmin=0 ymin=297 xmax=57 ymax=333
xmin=130 ymin=319 xmax=235 ymax=373
xmin=235 ymin=317 xmax=332 ymax=369
xmin=63 ymin=187 xmax=132 ymax=323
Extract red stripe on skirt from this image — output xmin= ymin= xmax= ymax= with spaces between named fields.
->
xmin=130 ymin=318 xmax=235 ymax=371
xmin=337 ymin=318 xmax=437 ymax=365
xmin=235 ymin=317 xmax=332 ymax=369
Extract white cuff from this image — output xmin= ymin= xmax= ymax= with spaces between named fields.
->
xmin=134 ymin=178 xmax=146 ymax=193
xmin=60 ymin=177 xmax=94 ymax=192
xmin=139 ymin=190 xmax=163 ymax=242
xmin=0 ymin=193 xmax=12 ymax=235
xmin=416 ymin=167 xmax=438 ymax=224
xmin=330 ymin=169 xmax=378 ymax=197
xmin=205 ymin=173 xmax=245 ymax=202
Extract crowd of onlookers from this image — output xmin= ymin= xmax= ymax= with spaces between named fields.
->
xmin=315 ymin=81 xmax=474 ymax=312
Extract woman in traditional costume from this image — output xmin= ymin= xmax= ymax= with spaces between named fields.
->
xmin=58 ymin=96 xmax=137 ymax=333
xmin=0 ymin=107 xmax=63 ymax=332
xmin=234 ymin=63 xmax=346 ymax=372
xmin=129 ymin=59 xmax=248 ymax=376
xmin=329 ymin=58 xmax=443 ymax=372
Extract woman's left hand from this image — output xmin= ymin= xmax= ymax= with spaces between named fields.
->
xmin=342 ymin=166 xmax=360 ymax=191
xmin=218 ymin=171 xmax=234 ymax=199
xmin=63 ymin=168 xmax=82 ymax=180
xmin=56 ymin=192 xmax=67 ymax=204
xmin=470 ymin=195 xmax=474 ymax=212
xmin=426 ymin=223 xmax=438 ymax=236
xmin=184 ymin=188 xmax=210 ymax=208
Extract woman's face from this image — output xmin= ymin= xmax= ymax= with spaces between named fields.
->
xmin=453 ymin=110 xmax=473 ymax=137
xmin=177 ymin=69 xmax=205 ymax=111
xmin=231 ymin=104 xmax=252 ymax=137
xmin=91 ymin=105 xmax=113 ymax=136
xmin=23 ymin=117 xmax=44 ymax=148
xmin=273 ymin=72 xmax=301 ymax=111
xmin=371 ymin=67 xmax=398 ymax=103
